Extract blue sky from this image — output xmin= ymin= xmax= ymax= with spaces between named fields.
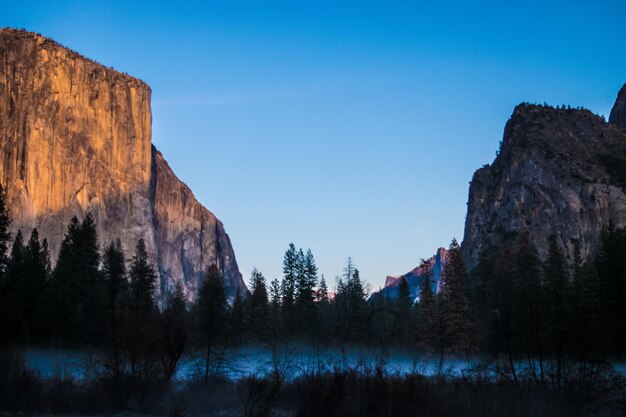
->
xmin=3 ymin=0 xmax=626 ymax=290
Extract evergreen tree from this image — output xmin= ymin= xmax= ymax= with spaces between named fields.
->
xmin=316 ymin=274 xmax=329 ymax=303
xmin=49 ymin=216 xmax=82 ymax=343
xmin=571 ymin=259 xmax=603 ymax=378
xmin=269 ymin=278 xmax=282 ymax=309
xmin=102 ymin=239 xmax=127 ymax=377
xmin=1 ymin=229 xmax=25 ymax=345
xmin=296 ymin=249 xmax=318 ymax=336
xmin=195 ymin=263 xmax=228 ymax=383
xmin=268 ymin=277 xmax=284 ymax=342
xmin=417 ymin=258 xmax=436 ymax=349
xmin=511 ymin=233 xmax=545 ymax=383
xmin=281 ymin=243 xmax=298 ymax=333
xmin=230 ymin=288 xmax=245 ymax=344
xmin=0 ymin=183 xmax=20 ymax=348
xmin=7 ymin=230 xmax=26 ymax=282
xmin=595 ymin=225 xmax=626 ymax=354
xmin=544 ymin=236 xmax=569 ymax=387
xmin=470 ymin=245 xmax=498 ymax=353
xmin=49 ymin=214 xmax=105 ymax=344
xmin=127 ymin=238 xmax=157 ymax=377
xmin=6 ymin=229 xmax=26 ymax=299
xmin=335 ymin=258 xmax=366 ymax=342
xmin=395 ymin=276 xmax=413 ymax=344
xmin=77 ymin=213 xmax=106 ymax=345
xmin=439 ymin=238 xmax=472 ymax=354
xmin=247 ymin=268 xmax=270 ymax=341
xmin=370 ymin=291 xmax=394 ymax=345
xmin=158 ymin=283 xmax=188 ymax=383
xmin=21 ymin=229 xmax=49 ymax=341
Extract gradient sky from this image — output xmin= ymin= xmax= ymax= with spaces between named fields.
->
xmin=3 ymin=1 xmax=626 ymax=291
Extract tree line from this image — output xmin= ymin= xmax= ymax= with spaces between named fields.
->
xmin=2 ymin=180 xmax=626 ymax=389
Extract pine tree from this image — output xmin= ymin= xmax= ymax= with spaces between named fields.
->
xmin=195 ymin=263 xmax=228 ymax=383
xmin=571 ymin=259 xmax=603 ymax=378
xmin=439 ymin=238 xmax=472 ymax=354
xmin=129 ymin=239 xmax=156 ymax=311
xmin=0 ymin=183 xmax=20 ymax=348
xmin=248 ymin=268 xmax=270 ymax=341
xmin=269 ymin=278 xmax=282 ymax=309
xmin=49 ymin=214 xmax=105 ymax=344
xmin=49 ymin=216 xmax=82 ymax=343
xmin=510 ymin=233 xmax=545 ymax=383
xmin=158 ymin=283 xmax=188 ymax=383
xmin=127 ymin=238 xmax=157 ymax=377
xmin=395 ymin=276 xmax=413 ymax=344
xmin=316 ymin=274 xmax=329 ymax=303
xmin=78 ymin=213 xmax=106 ymax=345
xmin=102 ymin=239 xmax=127 ymax=376
xmin=418 ymin=258 xmax=436 ymax=349
xmin=7 ymin=229 xmax=25 ymax=294
xmin=544 ymin=236 xmax=569 ymax=386
xmin=315 ymin=274 xmax=331 ymax=341
xmin=296 ymin=249 xmax=318 ymax=336
xmin=281 ymin=243 xmax=298 ymax=334
xmin=335 ymin=258 xmax=366 ymax=342
xmin=596 ymin=225 xmax=626 ymax=354
xmin=1 ymin=229 xmax=25 ymax=345
xmin=230 ymin=288 xmax=245 ymax=344
xmin=268 ymin=277 xmax=284 ymax=343
xmin=21 ymin=229 xmax=49 ymax=341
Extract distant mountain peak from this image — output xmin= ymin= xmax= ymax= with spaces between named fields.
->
xmin=373 ymin=247 xmax=448 ymax=302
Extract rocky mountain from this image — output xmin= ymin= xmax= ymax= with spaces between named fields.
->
xmin=462 ymin=84 xmax=626 ymax=270
xmin=0 ymin=28 xmax=246 ymax=300
xmin=610 ymin=84 xmax=626 ymax=128
xmin=372 ymin=248 xmax=448 ymax=302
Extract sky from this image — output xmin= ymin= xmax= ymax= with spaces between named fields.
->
xmin=2 ymin=0 xmax=626 ymax=291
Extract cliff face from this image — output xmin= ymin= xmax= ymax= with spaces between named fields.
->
xmin=463 ymin=86 xmax=626 ymax=270
xmin=151 ymin=147 xmax=243 ymax=300
xmin=610 ymin=84 xmax=626 ymax=128
xmin=0 ymin=29 xmax=246 ymax=299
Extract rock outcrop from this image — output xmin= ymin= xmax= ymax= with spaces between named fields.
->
xmin=0 ymin=28 xmax=246 ymax=299
xmin=463 ymin=85 xmax=626 ymax=270
xmin=610 ymin=84 xmax=626 ymax=128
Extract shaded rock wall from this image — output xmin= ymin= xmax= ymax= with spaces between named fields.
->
xmin=463 ymin=87 xmax=626 ymax=270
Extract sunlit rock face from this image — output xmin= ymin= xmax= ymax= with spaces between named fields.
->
xmin=0 ymin=28 xmax=246 ymax=300
xmin=462 ymin=85 xmax=626 ymax=270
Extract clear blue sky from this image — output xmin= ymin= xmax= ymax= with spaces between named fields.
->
xmin=3 ymin=0 xmax=626 ymax=291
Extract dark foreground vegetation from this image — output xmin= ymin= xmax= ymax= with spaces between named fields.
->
xmin=2 ymin=350 xmax=626 ymax=417
xmin=1 ymin=175 xmax=626 ymax=416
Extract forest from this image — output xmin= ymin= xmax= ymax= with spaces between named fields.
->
xmin=1 ymin=180 xmax=626 ymax=416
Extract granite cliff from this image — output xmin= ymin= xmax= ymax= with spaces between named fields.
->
xmin=463 ymin=84 xmax=626 ymax=270
xmin=0 ymin=28 xmax=246 ymax=299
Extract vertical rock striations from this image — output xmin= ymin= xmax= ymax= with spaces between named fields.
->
xmin=151 ymin=147 xmax=243 ymax=300
xmin=0 ymin=28 xmax=246 ymax=299
xmin=463 ymin=85 xmax=626 ymax=270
